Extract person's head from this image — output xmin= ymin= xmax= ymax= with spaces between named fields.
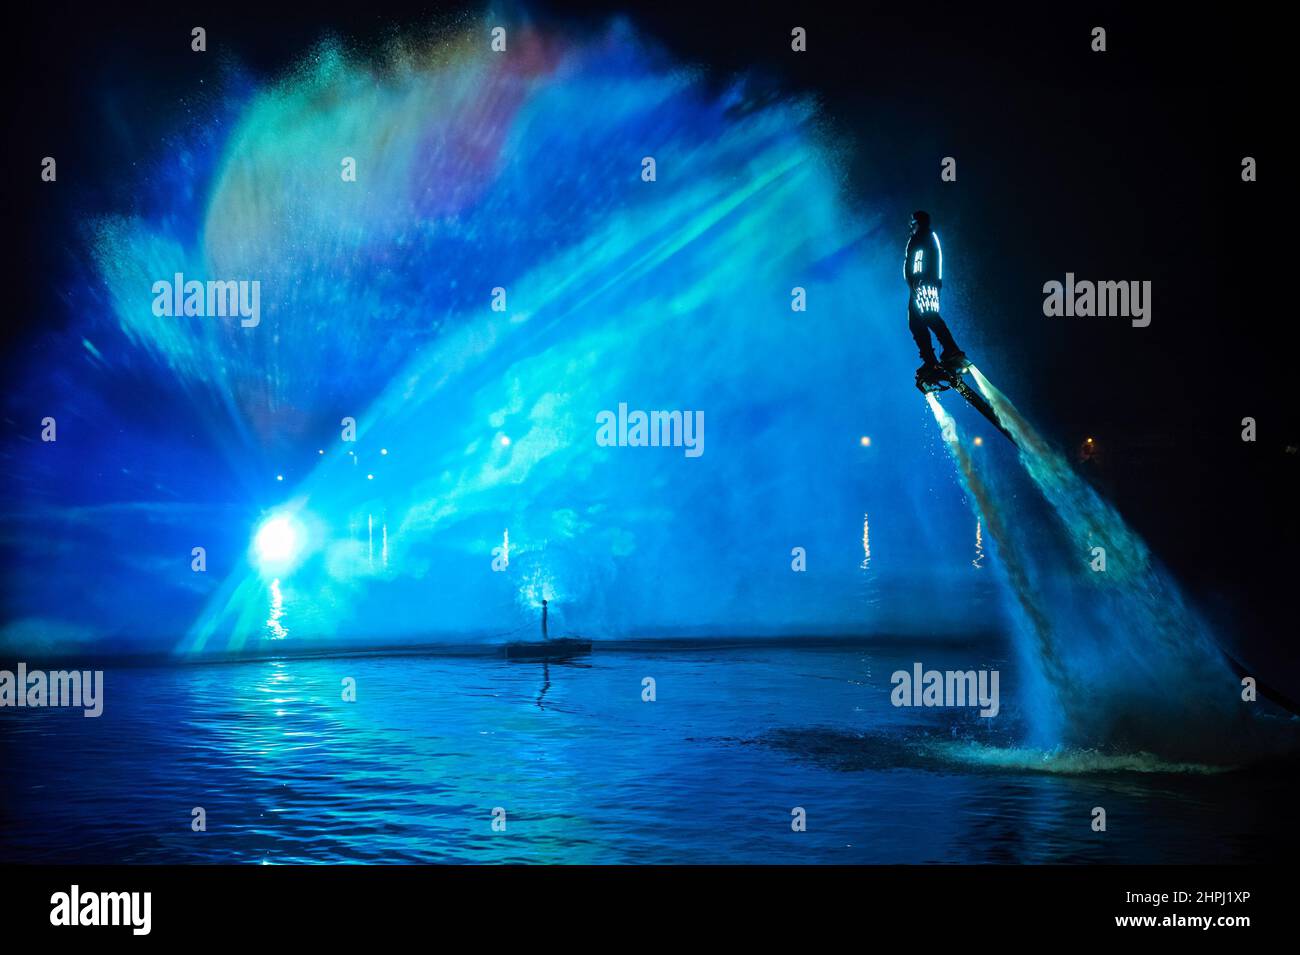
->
xmin=910 ymin=210 xmax=931 ymax=236
xmin=542 ymin=599 xmax=548 ymax=607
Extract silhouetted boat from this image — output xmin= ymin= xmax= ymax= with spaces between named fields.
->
xmin=505 ymin=637 xmax=592 ymax=660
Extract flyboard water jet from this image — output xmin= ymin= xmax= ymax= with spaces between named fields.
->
xmin=964 ymin=365 xmax=1300 ymax=719
xmin=916 ymin=357 xmax=1017 ymax=447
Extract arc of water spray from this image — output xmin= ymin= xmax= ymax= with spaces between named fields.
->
xmin=924 ymin=392 xmax=1074 ymax=713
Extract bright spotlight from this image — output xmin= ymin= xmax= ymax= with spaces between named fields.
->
xmin=254 ymin=515 xmax=300 ymax=567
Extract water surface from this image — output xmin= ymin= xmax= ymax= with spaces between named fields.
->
xmin=2 ymin=644 xmax=1293 ymax=863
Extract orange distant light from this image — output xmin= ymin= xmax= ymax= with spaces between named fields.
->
xmin=973 ymin=436 xmax=984 ymax=446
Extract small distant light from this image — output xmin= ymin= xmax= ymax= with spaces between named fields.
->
xmin=367 ymin=473 xmax=374 ymax=480
xmin=500 ymin=435 xmax=511 ymax=447
xmin=1086 ymin=437 xmax=1094 ymax=444
xmin=859 ymin=436 xmax=871 ymax=447
xmin=317 ymin=449 xmax=324 ymax=455
xmin=276 ymin=474 xmax=284 ymax=481
xmin=380 ymin=448 xmax=388 ymax=455
xmin=973 ymin=436 xmax=984 ymax=446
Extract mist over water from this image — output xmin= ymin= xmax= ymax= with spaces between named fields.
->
xmin=2 ymin=19 xmax=997 ymax=656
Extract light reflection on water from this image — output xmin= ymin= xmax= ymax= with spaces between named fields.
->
xmin=266 ymin=579 xmax=288 ymax=640
xmin=1 ymin=646 xmax=1294 ymax=864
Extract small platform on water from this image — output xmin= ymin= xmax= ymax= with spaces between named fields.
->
xmin=504 ymin=637 xmax=593 ymax=660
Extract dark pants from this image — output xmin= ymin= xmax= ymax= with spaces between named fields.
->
xmin=909 ymin=310 xmax=961 ymax=364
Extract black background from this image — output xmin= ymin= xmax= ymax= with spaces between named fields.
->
xmin=1 ymin=863 xmax=1286 ymax=940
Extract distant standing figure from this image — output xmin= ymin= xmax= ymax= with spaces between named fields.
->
xmin=541 ymin=599 xmax=549 ymax=641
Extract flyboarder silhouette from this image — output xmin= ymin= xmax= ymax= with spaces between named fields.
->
xmin=905 ymin=210 xmax=967 ymax=379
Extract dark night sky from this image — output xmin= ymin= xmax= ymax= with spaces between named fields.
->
xmin=3 ymin=3 xmax=1293 ymax=676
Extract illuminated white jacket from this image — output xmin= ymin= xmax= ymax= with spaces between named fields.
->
xmin=904 ymin=230 xmax=943 ymax=314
